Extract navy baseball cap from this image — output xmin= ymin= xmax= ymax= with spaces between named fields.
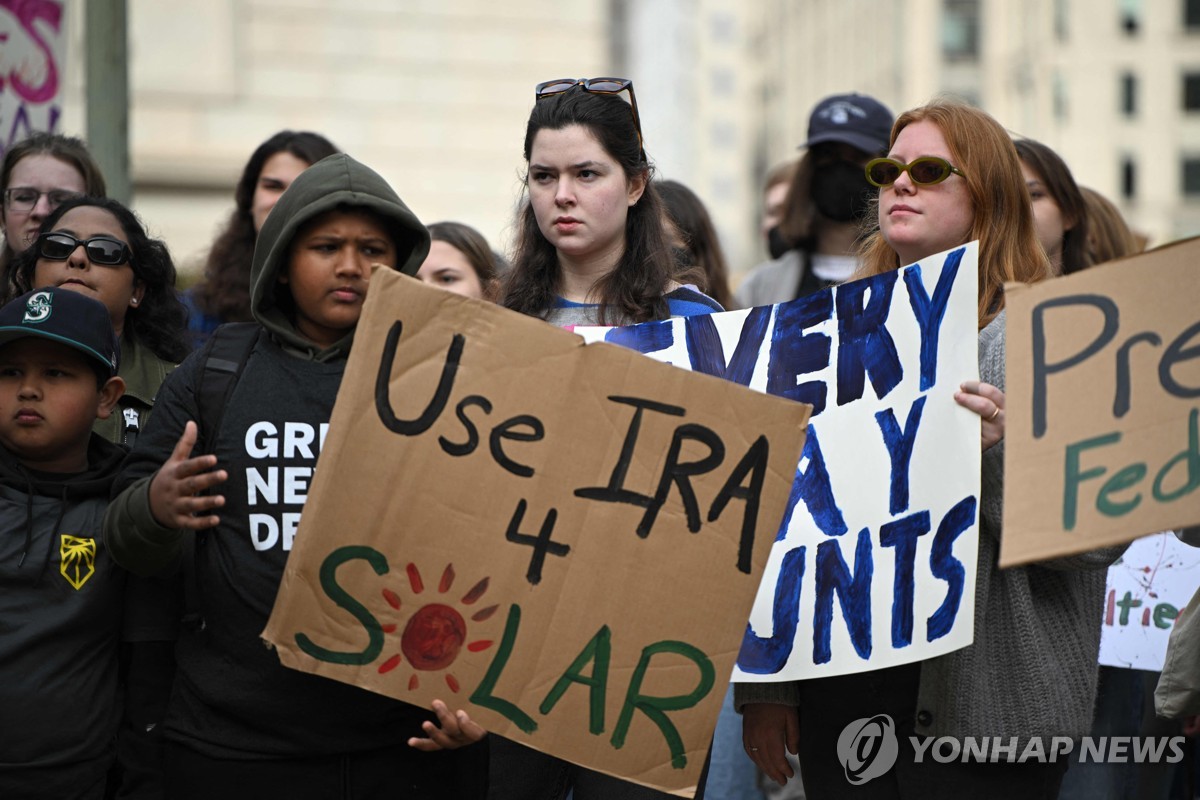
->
xmin=0 ymin=287 xmax=120 ymax=378
xmin=803 ymin=93 xmax=894 ymax=155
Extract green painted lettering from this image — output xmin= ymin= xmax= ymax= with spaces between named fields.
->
xmin=539 ymin=626 xmax=611 ymax=735
xmin=1116 ymin=591 xmax=1142 ymax=626
xmin=1063 ymin=433 xmax=1120 ymax=530
xmin=1153 ymin=409 xmax=1200 ymax=503
xmin=295 ymin=545 xmax=388 ymax=665
xmin=469 ymin=605 xmax=536 ymax=733
xmin=1154 ymin=603 xmax=1180 ymax=629
xmin=610 ymin=641 xmax=714 ymax=769
xmin=1096 ymin=463 xmax=1146 ymax=518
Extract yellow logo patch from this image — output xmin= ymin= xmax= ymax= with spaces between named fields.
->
xmin=60 ymin=535 xmax=96 ymax=590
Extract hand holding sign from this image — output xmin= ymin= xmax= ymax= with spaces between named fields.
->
xmin=407 ymin=699 xmax=487 ymax=751
xmin=262 ymin=272 xmax=810 ymax=796
xmin=954 ymin=380 xmax=1006 ymax=451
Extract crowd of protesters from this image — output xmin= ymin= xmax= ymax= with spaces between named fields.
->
xmin=0 ymin=75 xmax=1194 ymax=800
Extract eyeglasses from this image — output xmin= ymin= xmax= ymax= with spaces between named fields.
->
xmin=864 ymin=156 xmax=964 ymax=188
xmin=36 ymin=232 xmax=132 ymax=266
xmin=4 ymin=188 xmax=82 ymax=213
xmin=535 ymin=77 xmax=646 ymax=162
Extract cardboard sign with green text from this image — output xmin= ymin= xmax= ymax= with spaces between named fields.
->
xmin=261 ymin=270 xmax=810 ymax=796
xmin=1001 ymin=236 xmax=1200 ymax=567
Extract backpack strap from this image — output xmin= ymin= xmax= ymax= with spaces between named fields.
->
xmin=182 ymin=322 xmax=261 ymax=631
xmin=195 ymin=322 xmax=261 ymax=454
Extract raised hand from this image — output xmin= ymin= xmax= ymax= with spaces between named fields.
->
xmin=148 ymin=420 xmax=228 ymax=529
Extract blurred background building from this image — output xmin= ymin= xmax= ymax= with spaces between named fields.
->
xmin=55 ymin=0 xmax=1200 ymax=285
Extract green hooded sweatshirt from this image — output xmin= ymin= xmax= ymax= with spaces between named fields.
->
xmin=250 ymin=152 xmax=430 ymax=360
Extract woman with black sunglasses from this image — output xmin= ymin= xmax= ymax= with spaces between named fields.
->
xmin=12 ymin=196 xmax=189 ymax=445
xmin=491 ymin=78 xmax=721 ymax=800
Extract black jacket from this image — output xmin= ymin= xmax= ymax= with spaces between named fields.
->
xmin=0 ymin=434 xmax=127 ymax=796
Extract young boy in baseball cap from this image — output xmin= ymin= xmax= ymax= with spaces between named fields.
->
xmin=0 ymin=286 xmax=130 ymax=799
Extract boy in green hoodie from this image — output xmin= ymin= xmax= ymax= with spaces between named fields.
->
xmin=103 ymin=154 xmax=487 ymax=799
xmin=0 ymin=287 xmax=129 ymax=799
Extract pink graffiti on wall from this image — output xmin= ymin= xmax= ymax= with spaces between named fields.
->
xmin=0 ymin=0 xmax=61 ymax=102
xmin=0 ymin=1 xmax=64 ymax=153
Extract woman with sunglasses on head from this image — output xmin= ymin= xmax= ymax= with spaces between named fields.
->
xmin=1013 ymin=138 xmax=1092 ymax=276
xmin=736 ymin=93 xmax=893 ymax=309
xmin=490 ymin=77 xmax=721 ymax=800
xmin=500 ymin=77 xmax=721 ymax=329
xmin=183 ymin=130 xmax=339 ymax=350
xmin=0 ymin=132 xmax=107 ymax=287
xmin=737 ymin=100 xmax=1124 ymax=800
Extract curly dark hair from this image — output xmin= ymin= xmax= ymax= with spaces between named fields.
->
xmin=192 ymin=130 xmax=339 ymax=322
xmin=500 ymin=85 xmax=678 ymax=325
xmin=10 ymin=196 xmax=190 ymax=363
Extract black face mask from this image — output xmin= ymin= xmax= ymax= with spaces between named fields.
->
xmin=811 ymin=160 xmax=874 ymax=223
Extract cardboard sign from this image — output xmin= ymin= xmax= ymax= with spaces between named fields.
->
xmin=1099 ymin=532 xmax=1200 ymax=672
xmin=261 ymin=270 xmax=810 ymax=796
xmin=1001 ymin=237 xmax=1200 ymax=567
xmin=577 ymin=243 xmax=982 ymax=679
xmin=0 ymin=2 xmax=66 ymax=154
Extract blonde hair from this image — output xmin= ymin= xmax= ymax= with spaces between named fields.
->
xmin=858 ymin=100 xmax=1050 ymax=328
xmin=1079 ymin=186 xmax=1144 ymax=264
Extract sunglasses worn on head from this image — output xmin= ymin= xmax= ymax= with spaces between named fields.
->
xmin=865 ymin=156 xmax=964 ymax=188
xmin=535 ymin=77 xmax=646 ymax=161
xmin=4 ymin=188 xmax=82 ymax=213
xmin=37 ymin=232 xmax=132 ymax=266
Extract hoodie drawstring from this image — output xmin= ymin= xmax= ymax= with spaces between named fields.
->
xmin=16 ymin=474 xmax=71 ymax=579
xmin=37 ymin=486 xmax=70 ymax=581
xmin=16 ymin=467 xmax=34 ymax=568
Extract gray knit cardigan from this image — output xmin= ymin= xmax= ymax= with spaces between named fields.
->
xmin=735 ymin=310 xmax=1125 ymax=743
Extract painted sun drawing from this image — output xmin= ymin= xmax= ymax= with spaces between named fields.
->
xmin=377 ymin=563 xmax=498 ymax=693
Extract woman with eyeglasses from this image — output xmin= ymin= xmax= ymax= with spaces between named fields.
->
xmin=737 ymin=100 xmax=1123 ymax=800
xmin=490 ymin=78 xmax=721 ymax=800
xmin=0 ymin=132 xmax=107 ymax=287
